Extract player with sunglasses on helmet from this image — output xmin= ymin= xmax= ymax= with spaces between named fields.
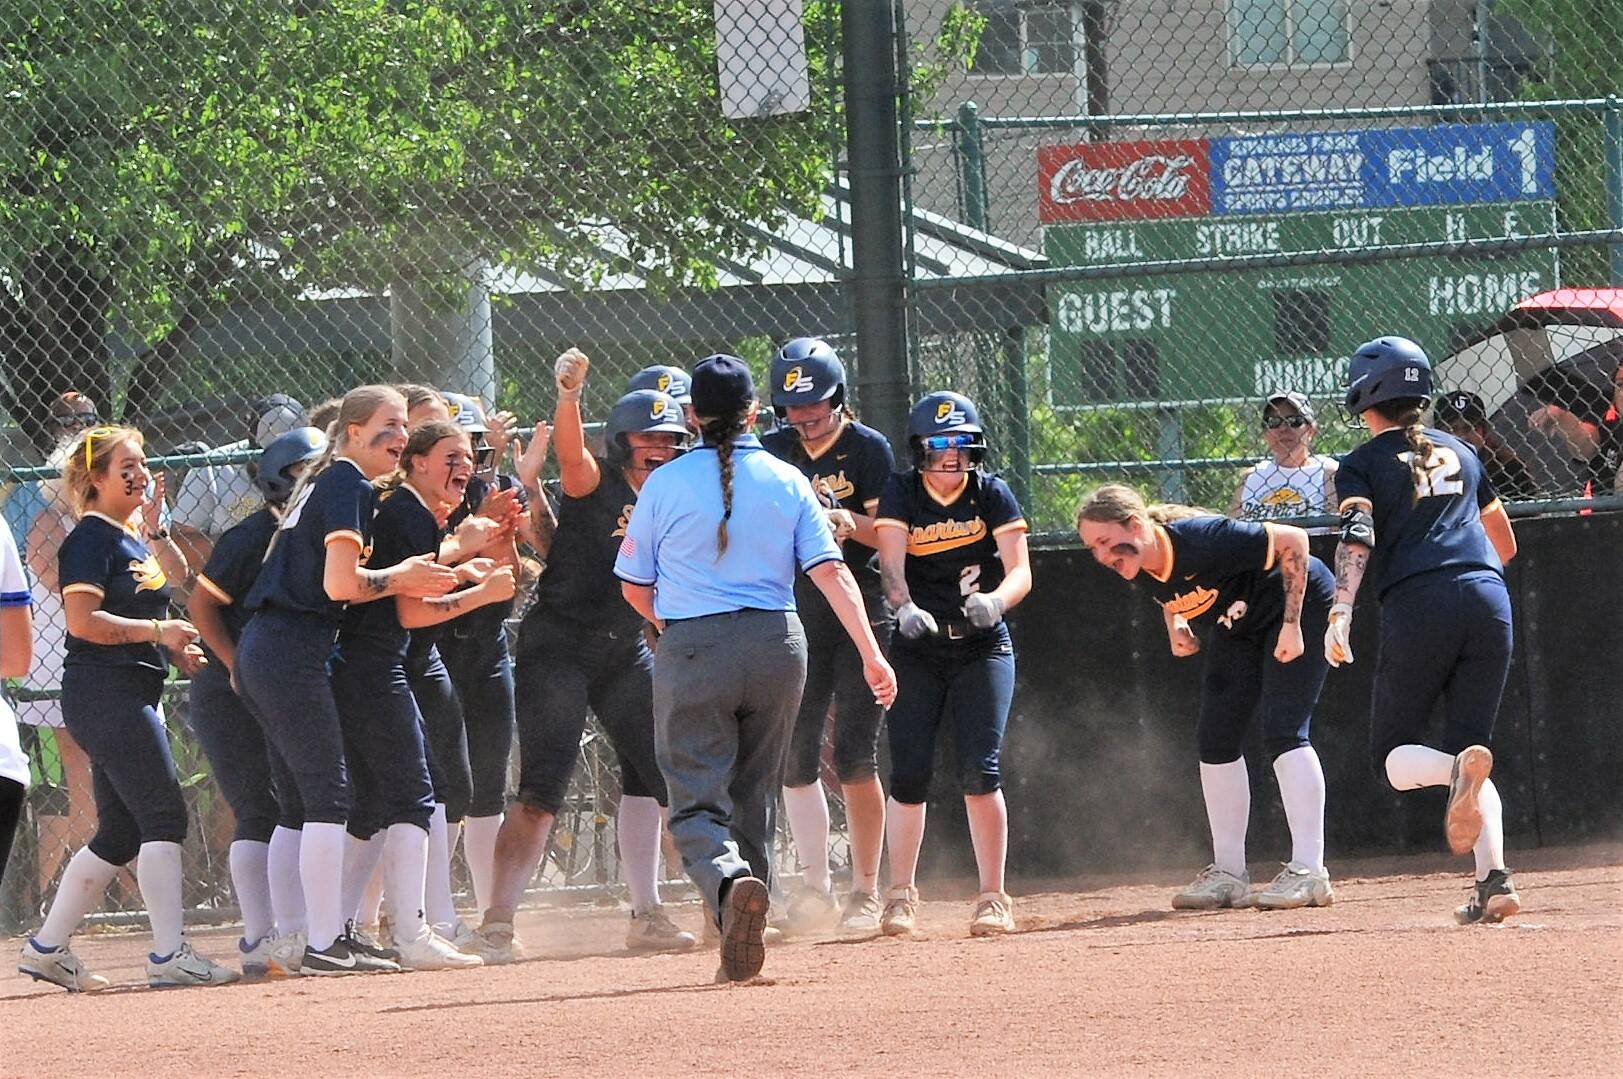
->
xmin=873 ymin=391 xmax=1031 ymax=939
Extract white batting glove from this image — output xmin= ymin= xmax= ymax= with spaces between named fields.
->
xmin=962 ymin=592 xmax=1004 ymax=629
xmin=554 ymin=348 xmax=589 ymax=402
xmin=1324 ymin=603 xmax=1354 ymax=667
xmin=896 ymin=601 xmax=938 ymax=640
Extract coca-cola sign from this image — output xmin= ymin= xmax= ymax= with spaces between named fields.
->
xmin=1038 ymin=139 xmax=1212 ymax=223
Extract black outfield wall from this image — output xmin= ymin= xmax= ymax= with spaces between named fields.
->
xmin=917 ymin=512 xmax=1622 ymax=881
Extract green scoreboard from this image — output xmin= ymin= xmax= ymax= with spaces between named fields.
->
xmin=1037 ymin=122 xmax=1560 ymax=406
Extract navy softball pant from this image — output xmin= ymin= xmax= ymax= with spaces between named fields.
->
xmin=1197 ymin=599 xmax=1332 ymax=765
xmin=0 ymin=777 xmax=23 ymax=889
xmin=60 ymin=664 xmax=187 ymax=866
xmin=1370 ymin=570 xmax=1514 ymax=785
xmin=235 ymin=609 xmax=349 ymax=827
xmin=438 ymin=611 xmax=516 ymax=819
xmin=783 ymin=596 xmax=891 ymax=788
xmin=886 ymin=624 xmax=1015 ymax=806
xmin=512 ymin=614 xmax=666 ymax=815
xmin=407 ymin=645 xmax=469 ymax=818
xmin=186 ymin=661 xmax=280 ymax=844
xmin=332 ymin=651 xmax=436 ymax=837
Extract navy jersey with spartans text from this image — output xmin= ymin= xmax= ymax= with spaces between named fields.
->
xmin=764 ymin=419 xmax=895 ymax=601
xmin=59 ymin=512 xmax=173 ymax=671
xmin=528 ymin=469 xmax=641 ymax=632
xmin=1335 ymin=428 xmax=1502 ymax=599
xmin=339 ymin=484 xmax=441 ymax=660
xmin=246 ymin=458 xmax=376 ymax=622
xmin=195 ymin=506 xmax=278 ymax=654
xmin=876 ymin=469 xmax=1027 ymax=623
xmin=1138 ymin=516 xmax=1333 ymax=638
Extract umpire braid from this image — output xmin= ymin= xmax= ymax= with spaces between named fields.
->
xmin=700 ymin=408 xmax=750 ymax=557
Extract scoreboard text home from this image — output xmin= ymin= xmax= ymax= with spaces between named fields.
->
xmin=1038 ymin=122 xmax=1558 ymax=406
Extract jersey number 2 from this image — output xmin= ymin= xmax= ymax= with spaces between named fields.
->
xmin=1402 ymin=446 xmax=1465 ymax=499
xmin=959 ymin=564 xmax=982 ymax=596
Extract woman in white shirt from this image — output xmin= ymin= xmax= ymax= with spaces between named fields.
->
xmin=1230 ymin=391 xmax=1338 ymax=527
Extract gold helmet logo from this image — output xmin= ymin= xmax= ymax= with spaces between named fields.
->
xmin=935 ymin=401 xmax=953 ymax=423
xmin=656 ymin=373 xmax=672 ymax=392
xmin=447 ymin=401 xmax=461 ymax=418
xmin=783 ymin=366 xmax=803 ymax=392
xmin=650 ymin=399 xmax=668 ymax=420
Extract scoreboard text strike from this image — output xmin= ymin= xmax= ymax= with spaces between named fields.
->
xmin=1037 ymin=122 xmax=1558 ymax=406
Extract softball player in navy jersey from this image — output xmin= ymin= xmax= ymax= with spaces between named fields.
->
xmin=467 ymin=350 xmax=695 ymax=962
xmin=20 ymin=425 xmax=237 ymax=990
xmin=0 ymin=518 xmax=35 ymax=897
xmin=761 ymin=337 xmax=896 ymax=933
xmin=234 ymin=386 xmax=459 ymax=975
xmin=330 ymin=420 xmax=508 ymax=970
xmin=187 ymin=427 xmax=326 ymax=975
xmin=874 ymin=392 xmax=1032 ymax=938
xmin=1077 ymin=485 xmax=1337 ymax=910
xmin=1327 ymin=337 xmax=1522 ymax=924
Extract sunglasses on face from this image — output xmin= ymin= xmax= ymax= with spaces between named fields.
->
xmin=922 ymin=433 xmax=977 ymax=452
xmin=1263 ymin=415 xmax=1310 ymax=430
xmin=51 ymin=411 xmax=101 ymax=429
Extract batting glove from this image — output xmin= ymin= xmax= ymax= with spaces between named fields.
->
xmin=896 ymin=601 xmax=938 ymax=640
xmin=554 ymin=349 xmax=589 ymax=402
xmin=1324 ymin=603 xmax=1354 ymax=667
xmin=962 ymin=592 xmax=1004 ymax=629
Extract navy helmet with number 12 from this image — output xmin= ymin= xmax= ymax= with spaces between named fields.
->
xmin=1344 ymin=336 xmax=1433 ymax=419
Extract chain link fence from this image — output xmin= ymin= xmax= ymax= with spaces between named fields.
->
xmin=3 ymin=1 xmax=1620 ymax=926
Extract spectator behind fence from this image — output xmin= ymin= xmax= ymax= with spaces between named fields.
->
xmin=173 ymin=394 xmax=307 ymax=565
xmin=1526 ymin=362 xmax=1621 ymax=497
xmin=1229 ymin=391 xmax=1339 ymax=529
xmin=1433 ymin=392 xmax=1540 ymax=501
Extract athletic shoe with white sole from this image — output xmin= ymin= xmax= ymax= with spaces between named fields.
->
xmin=458 ymin=921 xmax=524 ymax=965
xmin=1172 ymin=865 xmax=1252 ymax=910
xmin=969 ymin=891 xmax=1015 ymax=936
xmin=433 ymin=920 xmax=479 ymax=950
xmin=880 ymin=885 xmax=920 ymax=937
xmin=1254 ymin=862 xmax=1335 ymax=909
xmin=840 ymin=890 xmax=883 ymax=932
xmin=718 ymin=876 xmax=770 ymax=982
xmin=239 ymin=932 xmax=280 ymax=977
xmin=396 ymin=927 xmax=485 ymax=970
xmin=266 ymin=930 xmax=305 ymax=978
xmin=18 ymin=937 xmax=109 ymax=992
xmin=1445 ymin=745 xmax=1493 ymax=855
xmin=626 ymin=908 xmax=698 ymax=952
xmin=342 ymin=919 xmax=400 ymax=964
xmin=147 ymin=942 xmax=242 ymax=988
xmin=302 ymin=938 xmax=397 ymax=976
xmin=1454 ymin=868 xmax=1522 ymax=925
xmin=782 ymin=883 xmax=840 ymax=937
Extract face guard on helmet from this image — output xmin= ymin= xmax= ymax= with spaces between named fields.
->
xmin=1343 ymin=336 xmax=1433 ymax=422
xmin=603 ymin=389 xmax=690 ymax=475
xmin=255 ymin=426 xmax=327 ymax=504
xmin=907 ymin=391 xmax=986 ymax=472
xmin=769 ymin=338 xmax=846 ymax=436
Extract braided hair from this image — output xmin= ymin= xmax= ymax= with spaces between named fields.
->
xmin=1371 ymin=399 xmax=1433 ymax=502
xmin=699 ymin=406 xmax=752 ymax=557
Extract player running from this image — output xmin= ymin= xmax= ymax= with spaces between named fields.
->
xmin=1077 ymin=485 xmax=1336 ymax=910
xmin=874 ymin=392 xmax=1031 ymax=938
xmin=761 ymin=337 xmax=896 ymax=933
xmin=1327 ymin=337 xmax=1522 ymax=924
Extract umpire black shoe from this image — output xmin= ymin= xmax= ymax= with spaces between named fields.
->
xmin=342 ymin=919 xmax=402 ymax=965
xmin=718 ymin=876 xmax=770 ymax=982
xmin=1454 ymin=869 xmax=1522 ymax=925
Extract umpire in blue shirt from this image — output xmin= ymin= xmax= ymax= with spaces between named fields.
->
xmin=615 ymin=354 xmax=896 ymax=982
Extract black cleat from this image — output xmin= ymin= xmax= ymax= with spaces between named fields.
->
xmin=1454 ymin=869 xmax=1522 ymax=925
xmin=341 ymin=919 xmax=401 ymax=965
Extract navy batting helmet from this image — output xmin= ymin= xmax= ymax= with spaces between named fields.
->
xmin=603 ymin=390 xmax=689 ymax=468
xmin=907 ymin=391 xmax=986 ymax=470
xmin=1344 ymin=337 xmax=1433 ymax=416
xmin=626 ymin=365 xmax=692 ymax=406
xmin=255 ymin=426 xmax=327 ymax=504
xmin=770 ymin=337 xmax=846 ymax=415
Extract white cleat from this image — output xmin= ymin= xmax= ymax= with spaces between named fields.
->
xmin=626 ymin=907 xmax=699 ymax=953
xmin=18 ymin=938 xmax=109 ymax=993
xmin=239 ymin=932 xmax=280 ymax=977
xmin=396 ymin=927 xmax=485 ymax=971
xmin=147 ymin=941 xmax=242 ymax=988
xmin=1172 ymin=865 xmax=1252 ymax=910
xmin=1254 ymin=862 xmax=1334 ymax=909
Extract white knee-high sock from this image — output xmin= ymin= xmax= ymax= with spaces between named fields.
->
xmin=340 ymin=832 xmax=387 ymax=924
xmin=1384 ymin=744 xmax=1454 ymax=790
xmin=462 ymin=813 xmax=502 ymax=916
xmin=300 ymin=822 xmax=348 ymax=951
xmin=267 ymin=826 xmax=305 ymax=934
xmin=384 ymin=822 xmax=430 ymax=941
xmin=137 ymin=841 xmax=186 ymax=958
xmin=359 ymin=859 xmax=386 ymax=927
xmin=1199 ymin=759 xmax=1250 ymax=878
xmin=1272 ymin=747 xmax=1327 ymax=871
xmin=885 ymin=799 xmax=927 ymax=890
xmin=425 ymin=805 xmax=458 ymax=928
xmin=1473 ymin=778 xmax=1507 ymax=879
xmin=782 ymin=782 xmax=832 ymax=894
xmin=36 ymin=847 xmax=120 ymax=948
xmin=617 ymin=795 xmax=664 ymax=913
xmin=228 ymin=839 xmax=275 ymax=944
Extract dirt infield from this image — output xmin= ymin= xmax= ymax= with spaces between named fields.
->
xmin=2 ymin=842 xmax=1618 ymax=1077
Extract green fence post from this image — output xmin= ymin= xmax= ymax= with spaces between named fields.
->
xmin=1002 ymin=325 xmax=1032 ymax=513
xmin=957 ymin=101 xmax=988 ymax=231
xmin=1607 ymin=96 xmax=1623 ymax=285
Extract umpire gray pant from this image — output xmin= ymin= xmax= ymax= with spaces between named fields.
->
xmin=653 ymin=609 xmax=806 ymax=926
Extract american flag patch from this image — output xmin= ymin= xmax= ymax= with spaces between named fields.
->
xmin=618 ymin=536 xmax=636 ymax=558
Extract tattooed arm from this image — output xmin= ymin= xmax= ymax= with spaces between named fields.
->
xmin=1331 ymin=540 xmax=1369 ymax=609
xmin=1268 ymin=523 xmax=1310 ymax=663
xmin=398 ymin=567 xmax=517 ymax=629
xmin=323 ymin=539 xmax=458 ymax=604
